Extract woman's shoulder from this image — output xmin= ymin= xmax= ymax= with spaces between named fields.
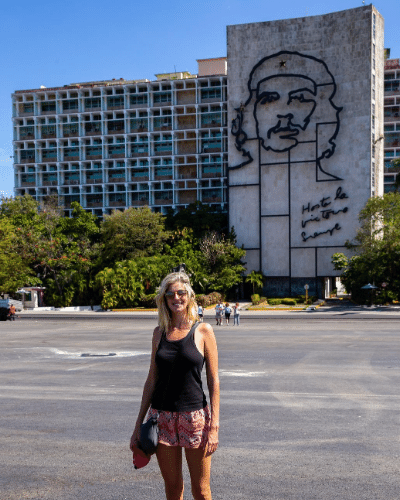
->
xmin=195 ymin=321 xmax=215 ymax=338
xmin=152 ymin=326 xmax=163 ymax=344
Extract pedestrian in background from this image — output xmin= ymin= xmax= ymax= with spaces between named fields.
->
xmin=224 ymin=303 xmax=232 ymax=325
xmin=8 ymin=304 xmax=16 ymax=321
xmin=233 ymin=303 xmax=240 ymax=326
xmin=198 ymin=304 xmax=204 ymax=322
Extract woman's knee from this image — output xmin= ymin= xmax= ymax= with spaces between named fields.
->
xmin=191 ymin=482 xmax=211 ymax=500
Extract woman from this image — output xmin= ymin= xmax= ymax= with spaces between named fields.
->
xmin=130 ymin=272 xmax=220 ymax=500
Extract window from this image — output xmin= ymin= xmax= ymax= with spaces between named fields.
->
xmin=201 ymin=131 xmax=222 ymax=151
xmin=87 ymin=146 xmax=103 ymax=156
xmin=42 ymin=101 xmax=56 ymax=113
xmin=20 ymin=126 xmax=34 ymax=138
xmin=85 ymin=98 xmax=101 ymax=109
xmin=108 ymin=120 xmax=125 ymax=132
xmin=23 ymin=103 xmax=34 ymax=113
xmin=42 ymin=149 xmax=58 ymax=160
xmin=63 ymin=100 xmax=78 ymax=111
xmin=64 ymin=147 xmax=79 ymax=158
xmin=107 ymin=96 xmax=124 ymax=108
xmin=154 ymin=134 xmax=172 ymax=153
xmin=154 ymin=92 xmax=172 ymax=104
xmin=21 ymin=150 xmax=35 ymax=161
xmin=130 ymin=94 xmax=148 ymax=106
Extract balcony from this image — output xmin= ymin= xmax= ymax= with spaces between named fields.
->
xmin=42 ymin=180 xmax=58 ymax=187
xmin=109 ymin=176 xmax=125 ymax=183
xmin=86 ymin=202 xmax=103 ymax=208
xmin=108 ymin=153 xmax=125 ymax=159
xmin=109 ymin=200 xmax=126 ymax=207
xmin=202 ymin=196 xmax=222 ymax=203
xmin=177 ymin=191 xmax=197 ymax=204
xmin=86 ymin=178 xmax=103 ymax=184
xmin=177 ymin=116 xmax=196 ymax=130
xmin=176 ymin=141 xmax=196 ymax=155
xmin=131 ymin=148 xmax=149 ymax=157
xmin=384 ymin=115 xmax=400 ymax=123
xmin=21 ymin=181 xmax=36 ymax=187
xmin=154 ymin=198 xmax=173 ymax=205
xmin=177 ymin=90 xmax=196 ymax=105
xmin=201 ymin=119 xmax=222 ymax=129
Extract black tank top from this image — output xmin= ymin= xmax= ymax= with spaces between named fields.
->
xmin=151 ymin=322 xmax=207 ymax=412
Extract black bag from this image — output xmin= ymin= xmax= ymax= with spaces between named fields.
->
xmin=139 ymin=414 xmax=159 ymax=455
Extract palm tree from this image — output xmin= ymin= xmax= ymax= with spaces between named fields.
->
xmin=245 ymin=271 xmax=264 ymax=295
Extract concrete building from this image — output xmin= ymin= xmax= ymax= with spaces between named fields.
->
xmin=12 ymin=59 xmax=227 ymax=217
xmin=227 ymin=5 xmax=384 ymax=297
xmin=384 ymin=57 xmax=400 ymax=192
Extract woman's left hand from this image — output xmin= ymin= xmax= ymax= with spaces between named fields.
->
xmin=206 ymin=427 xmax=219 ymax=456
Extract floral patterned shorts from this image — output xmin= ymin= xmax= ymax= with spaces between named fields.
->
xmin=147 ymin=405 xmax=211 ymax=449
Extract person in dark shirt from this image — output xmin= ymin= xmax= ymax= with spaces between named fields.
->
xmin=130 ymin=271 xmax=220 ymax=500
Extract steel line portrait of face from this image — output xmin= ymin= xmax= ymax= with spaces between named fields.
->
xmin=231 ymin=51 xmax=343 ymax=181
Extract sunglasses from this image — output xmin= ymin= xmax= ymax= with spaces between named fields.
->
xmin=165 ymin=290 xmax=188 ymax=298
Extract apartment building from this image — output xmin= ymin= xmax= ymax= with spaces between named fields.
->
xmin=384 ymin=57 xmax=400 ymax=192
xmin=12 ymin=58 xmax=227 ymax=217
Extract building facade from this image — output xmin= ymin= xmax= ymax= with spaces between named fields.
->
xmin=227 ymin=5 xmax=384 ymax=297
xmin=12 ymin=59 xmax=228 ymax=217
xmin=384 ymin=58 xmax=400 ymax=192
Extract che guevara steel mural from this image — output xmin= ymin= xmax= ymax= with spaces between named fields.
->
xmin=230 ymin=50 xmax=349 ymax=249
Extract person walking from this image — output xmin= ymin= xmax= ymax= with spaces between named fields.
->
xmin=233 ymin=303 xmax=240 ymax=326
xmin=130 ymin=271 xmax=220 ymax=500
xmin=224 ymin=303 xmax=232 ymax=325
xmin=8 ymin=304 xmax=16 ymax=321
xmin=198 ymin=304 xmax=204 ymax=322
xmin=215 ymin=301 xmax=223 ymax=326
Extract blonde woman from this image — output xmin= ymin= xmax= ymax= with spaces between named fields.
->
xmin=130 ymin=272 xmax=220 ymax=500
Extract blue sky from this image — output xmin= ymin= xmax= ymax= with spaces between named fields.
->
xmin=1 ymin=0 xmax=399 ymax=198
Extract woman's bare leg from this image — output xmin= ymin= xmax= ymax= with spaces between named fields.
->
xmin=156 ymin=444 xmax=184 ymax=500
xmin=185 ymin=447 xmax=212 ymax=500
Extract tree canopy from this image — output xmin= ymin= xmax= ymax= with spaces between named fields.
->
xmin=0 ymin=195 xmax=246 ymax=308
xmin=332 ymin=192 xmax=400 ymax=304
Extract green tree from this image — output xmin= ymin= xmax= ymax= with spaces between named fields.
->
xmin=165 ymin=202 xmax=228 ymax=239
xmin=100 ymin=207 xmax=169 ymax=264
xmin=0 ymin=195 xmax=101 ymax=307
xmin=245 ymin=271 xmax=264 ymax=295
xmin=332 ymin=192 xmax=400 ymax=303
xmin=0 ymin=219 xmax=39 ymax=293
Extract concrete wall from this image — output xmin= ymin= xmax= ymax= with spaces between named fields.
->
xmin=227 ymin=6 xmax=384 ymax=296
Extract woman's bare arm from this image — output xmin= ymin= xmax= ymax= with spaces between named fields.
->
xmin=202 ymin=323 xmax=220 ymax=455
xmin=130 ymin=327 xmax=162 ymax=450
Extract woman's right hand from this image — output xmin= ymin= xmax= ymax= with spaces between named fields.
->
xmin=129 ymin=427 xmax=141 ymax=452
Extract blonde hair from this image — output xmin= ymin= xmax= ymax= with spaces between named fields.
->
xmin=155 ymin=272 xmax=198 ymax=333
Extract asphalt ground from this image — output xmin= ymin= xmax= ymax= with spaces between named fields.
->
xmin=1 ymin=315 xmax=400 ymax=500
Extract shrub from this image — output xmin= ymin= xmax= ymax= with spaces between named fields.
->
xmin=251 ymin=294 xmax=261 ymax=305
xmin=196 ymin=294 xmax=207 ymax=307
xmin=268 ymin=298 xmax=282 ymax=306
xmin=139 ymin=293 xmax=157 ymax=308
xmin=260 ymin=296 xmax=268 ymax=303
xmin=281 ymin=298 xmax=297 ymax=306
xmin=196 ymin=292 xmax=223 ymax=307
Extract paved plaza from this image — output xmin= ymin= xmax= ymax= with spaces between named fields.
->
xmin=1 ymin=312 xmax=400 ymax=499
